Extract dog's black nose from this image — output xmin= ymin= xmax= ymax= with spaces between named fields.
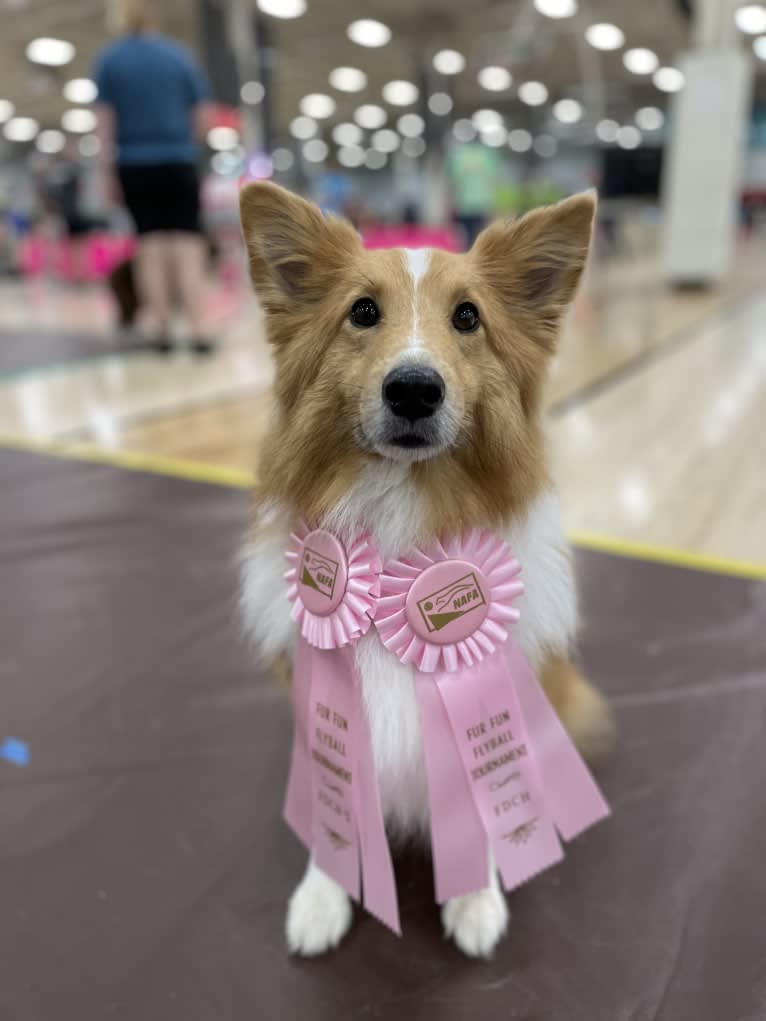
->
xmin=383 ymin=366 xmax=446 ymax=422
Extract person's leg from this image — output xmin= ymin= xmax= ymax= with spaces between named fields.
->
xmin=135 ymin=232 xmax=173 ymax=346
xmin=169 ymin=231 xmax=209 ymax=344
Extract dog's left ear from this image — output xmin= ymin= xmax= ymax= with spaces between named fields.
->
xmin=473 ymin=191 xmax=596 ymax=347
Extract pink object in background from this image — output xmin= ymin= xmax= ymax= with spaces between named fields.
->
xmin=362 ymin=225 xmax=461 ymax=251
xmin=18 ymin=233 xmax=136 ymax=280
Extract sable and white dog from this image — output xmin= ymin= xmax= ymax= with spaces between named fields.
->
xmin=239 ymin=182 xmax=613 ymax=959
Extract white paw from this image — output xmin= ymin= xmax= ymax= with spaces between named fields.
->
xmin=286 ymin=863 xmax=353 ymax=957
xmin=442 ymin=886 xmax=509 ymax=959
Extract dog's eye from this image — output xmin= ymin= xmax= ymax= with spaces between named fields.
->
xmin=349 ymin=297 xmax=380 ymax=328
xmin=452 ymin=302 xmax=480 ymax=333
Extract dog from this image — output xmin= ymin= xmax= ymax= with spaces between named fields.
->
xmin=239 ymin=181 xmax=613 ymax=958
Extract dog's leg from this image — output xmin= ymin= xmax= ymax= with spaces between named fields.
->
xmin=442 ymin=854 xmax=509 ymax=959
xmin=286 ymin=859 xmax=353 ymax=956
xmin=540 ymin=652 xmax=615 ymax=763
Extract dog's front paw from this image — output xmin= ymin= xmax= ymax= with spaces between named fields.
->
xmin=442 ymin=886 xmax=509 ymax=959
xmin=286 ymin=862 xmax=352 ymax=956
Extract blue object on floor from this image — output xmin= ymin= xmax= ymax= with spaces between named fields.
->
xmin=1 ymin=738 xmax=30 ymax=767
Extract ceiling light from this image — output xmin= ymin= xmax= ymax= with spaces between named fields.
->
xmin=617 ymin=125 xmax=641 ymax=149
xmin=79 ymin=134 xmax=101 ymax=158
xmin=735 ymin=4 xmax=766 ymax=32
xmin=26 ymin=37 xmax=75 ymax=66
xmin=635 ymin=106 xmax=664 ymax=131
xmin=61 ymin=108 xmax=97 ymax=133
xmin=382 ymin=80 xmax=419 ymax=106
xmin=0 ymin=100 xmax=15 ymax=124
xmin=428 ymin=92 xmax=453 ymax=115
xmin=755 ymin=35 xmax=766 ymax=57
xmin=364 ymin=149 xmax=387 ymax=169
xmin=329 ymin=67 xmax=367 ymax=92
xmin=347 ymin=19 xmax=391 ymax=47
xmin=290 ymin=115 xmax=318 ymax=139
xmin=300 ymin=93 xmax=335 ymax=119
xmin=596 ymin=117 xmax=619 ymax=142
xmin=272 ymin=147 xmax=295 ymax=172
xmin=3 ymin=116 xmax=39 ymax=142
xmin=623 ymin=48 xmax=659 ymax=75
xmin=653 ymin=66 xmax=684 ymax=91
xmin=332 ymin=122 xmax=363 ymax=146
xmin=337 ymin=144 xmax=365 ymax=167
xmin=433 ymin=49 xmax=465 ymax=75
xmin=302 ymin=138 xmax=328 ymax=162
xmin=207 ymin=125 xmax=239 ymax=150
xmin=481 ymin=125 xmax=508 ymax=147
xmin=36 ymin=129 xmax=66 ymax=154
xmin=585 ymin=22 xmax=625 ymax=50
xmin=534 ymin=0 xmax=577 ymax=18
xmin=472 ymin=108 xmax=502 ymax=131
xmin=63 ymin=78 xmax=97 ymax=104
xmin=478 ymin=66 xmax=512 ymax=91
xmin=509 ymin=128 xmax=532 ymax=152
xmin=397 ymin=113 xmax=425 ymax=137
xmin=241 ymin=81 xmax=265 ymax=104
xmin=453 ymin=119 xmax=477 ymax=142
xmin=518 ymin=81 xmax=548 ymax=106
xmin=354 ymin=104 xmax=387 ymax=129
xmin=553 ymin=98 xmax=583 ymax=123
xmin=372 ymin=128 xmax=400 ymax=152
xmin=256 ymin=0 xmax=306 ymax=18
xmin=402 ymin=137 xmax=426 ymax=157
xmin=533 ymin=134 xmax=557 ymax=157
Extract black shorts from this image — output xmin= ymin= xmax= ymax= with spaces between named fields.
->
xmin=118 ymin=162 xmax=201 ymax=236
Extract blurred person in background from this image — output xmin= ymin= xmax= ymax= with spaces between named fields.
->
xmin=93 ymin=0 xmax=214 ymax=354
xmin=37 ymin=141 xmax=93 ymax=284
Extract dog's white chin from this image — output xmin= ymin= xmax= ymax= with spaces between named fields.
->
xmin=372 ymin=440 xmax=450 ymax=464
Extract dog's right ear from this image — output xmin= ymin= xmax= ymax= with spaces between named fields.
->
xmin=239 ymin=182 xmax=360 ymax=312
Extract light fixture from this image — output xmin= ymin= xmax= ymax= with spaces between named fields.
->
xmin=79 ymin=134 xmax=101 ymax=158
xmin=372 ymin=128 xmax=400 ymax=152
xmin=354 ymin=104 xmax=387 ymax=129
xmin=402 ymin=137 xmax=426 ymax=157
xmin=61 ymin=108 xmax=97 ymax=133
xmin=36 ymin=129 xmax=66 ymax=154
xmin=584 ymin=23 xmax=625 ymax=50
xmin=481 ymin=125 xmax=508 ymax=147
xmin=616 ymin=125 xmax=641 ymax=149
xmin=533 ymin=134 xmax=557 ymax=157
xmin=623 ymin=48 xmax=659 ymax=74
xmin=534 ymin=0 xmax=577 ymax=18
xmin=241 ymin=81 xmax=265 ymax=105
xmin=272 ymin=147 xmax=295 ymax=172
xmin=332 ymin=122 xmax=363 ymax=146
xmin=0 ymin=99 xmax=15 ymax=124
xmin=337 ymin=145 xmax=365 ymax=167
xmin=518 ymin=81 xmax=548 ymax=106
xmin=755 ymin=35 xmax=766 ymax=57
xmin=382 ymin=80 xmax=419 ymax=106
xmin=63 ymin=78 xmax=97 ymax=104
xmin=428 ymin=92 xmax=453 ymax=115
xmin=397 ymin=113 xmax=425 ymax=137
xmin=553 ymin=98 xmax=583 ymax=123
xmin=477 ymin=66 xmax=512 ymax=91
xmin=509 ymin=128 xmax=532 ymax=152
xmin=635 ymin=106 xmax=664 ymax=131
xmin=364 ymin=149 xmax=387 ymax=169
xmin=300 ymin=93 xmax=336 ymax=119
xmin=256 ymin=0 xmax=306 ymax=18
xmin=653 ymin=66 xmax=684 ymax=91
xmin=26 ymin=37 xmax=75 ymax=67
xmin=433 ymin=49 xmax=465 ymax=75
xmin=596 ymin=118 xmax=619 ymax=142
xmin=302 ymin=138 xmax=328 ymax=162
xmin=735 ymin=4 xmax=766 ymax=33
xmin=290 ymin=115 xmax=317 ymax=139
xmin=329 ymin=67 xmax=367 ymax=92
xmin=207 ymin=125 xmax=239 ymax=150
xmin=472 ymin=108 xmax=502 ymax=131
xmin=347 ymin=19 xmax=391 ymax=47
xmin=453 ymin=119 xmax=477 ymax=142
xmin=3 ymin=116 xmax=39 ymax=142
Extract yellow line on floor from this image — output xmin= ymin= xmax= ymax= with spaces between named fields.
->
xmin=2 ymin=432 xmax=765 ymax=581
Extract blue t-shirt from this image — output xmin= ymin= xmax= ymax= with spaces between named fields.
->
xmin=93 ymin=34 xmax=210 ymax=166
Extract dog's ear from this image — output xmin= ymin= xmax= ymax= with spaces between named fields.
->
xmin=473 ymin=191 xmax=596 ymax=348
xmin=239 ymin=182 xmax=360 ymax=312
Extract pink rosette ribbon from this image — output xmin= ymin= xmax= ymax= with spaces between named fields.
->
xmin=375 ymin=529 xmax=609 ymax=904
xmin=282 ymin=524 xmax=400 ymax=934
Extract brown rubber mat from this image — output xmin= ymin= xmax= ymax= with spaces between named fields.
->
xmin=1 ymin=448 xmax=765 ymax=1020
xmin=0 ymin=327 xmax=137 ymax=378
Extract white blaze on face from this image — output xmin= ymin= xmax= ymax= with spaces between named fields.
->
xmin=403 ymin=248 xmax=431 ymax=354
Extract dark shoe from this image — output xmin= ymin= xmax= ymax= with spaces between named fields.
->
xmin=147 ymin=337 xmax=175 ymax=356
xmin=190 ymin=338 xmax=216 ymax=356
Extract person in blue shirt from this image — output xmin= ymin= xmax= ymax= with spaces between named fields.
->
xmin=94 ymin=0 xmax=214 ymax=353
